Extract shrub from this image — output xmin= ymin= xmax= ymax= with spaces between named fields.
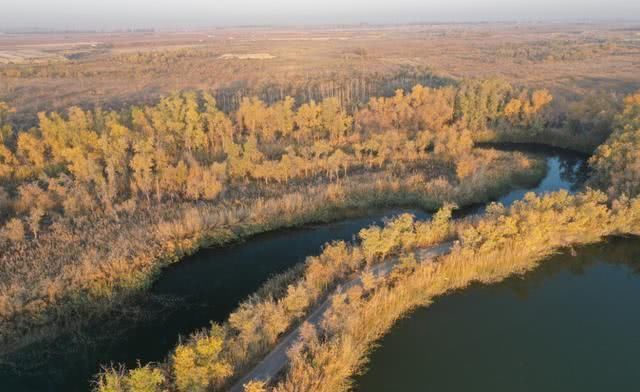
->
xmin=172 ymin=325 xmax=232 ymax=392
xmin=126 ymin=366 xmax=165 ymax=392
xmin=1 ymin=218 xmax=25 ymax=243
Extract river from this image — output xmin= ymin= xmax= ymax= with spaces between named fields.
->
xmin=0 ymin=145 xmax=590 ymax=391
xmin=354 ymin=238 xmax=640 ymax=392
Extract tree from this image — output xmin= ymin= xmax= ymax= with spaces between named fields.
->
xmin=320 ymin=98 xmax=353 ymax=143
xmin=243 ymin=380 xmax=267 ymax=392
xmin=1 ymin=218 xmax=25 ymax=243
xmin=28 ymin=207 xmax=45 ymax=240
xmin=0 ymin=144 xmax=18 ymax=179
xmin=294 ymin=101 xmax=322 ymax=142
xmin=0 ymin=101 xmax=15 ymax=144
xmin=15 ymin=182 xmax=54 ymax=215
xmin=326 ymin=149 xmax=350 ymax=181
xmin=0 ymin=186 xmax=9 ymax=214
xmin=589 ymin=91 xmax=640 ymax=197
xmin=504 ymin=98 xmax=524 ymax=124
xmin=203 ymin=93 xmax=234 ymax=155
xmin=454 ymin=79 xmax=512 ymax=130
xmin=160 ymin=160 xmax=188 ymax=199
xmin=531 ymin=89 xmax=553 ymax=113
xmin=268 ymin=96 xmax=295 ymax=139
xmin=16 ymin=132 xmax=46 ymax=169
xmin=237 ymin=97 xmax=267 ymax=137
xmin=172 ymin=325 xmax=232 ymax=392
xmin=434 ymin=126 xmax=474 ymax=161
xmin=125 ymin=366 xmax=165 ymax=392
xmin=100 ymin=119 xmax=131 ymax=211
xmin=130 ymin=138 xmax=157 ymax=203
xmin=185 ymin=161 xmax=224 ymax=201
xmin=411 ymin=85 xmax=456 ymax=131
xmin=182 ymin=92 xmax=207 ymax=153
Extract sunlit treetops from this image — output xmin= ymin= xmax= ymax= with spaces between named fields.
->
xmin=0 ymin=80 xmax=553 ymax=244
xmin=589 ymin=92 xmax=640 ymax=198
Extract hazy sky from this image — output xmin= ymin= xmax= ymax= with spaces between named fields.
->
xmin=2 ymin=0 xmax=639 ymax=30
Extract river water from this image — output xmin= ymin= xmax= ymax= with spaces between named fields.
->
xmin=353 ymin=146 xmax=640 ymax=391
xmin=0 ymin=145 xmax=592 ymax=391
xmin=354 ymin=238 xmax=640 ymax=392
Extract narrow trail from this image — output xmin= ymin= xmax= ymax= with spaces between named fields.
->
xmin=229 ymin=241 xmax=454 ymax=392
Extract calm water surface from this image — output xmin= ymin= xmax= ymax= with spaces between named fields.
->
xmin=354 ymin=238 xmax=640 ymax=392
xmin=2 ymin=209 xmax=429 ymax=391
xmin=0 ymin=146 xmax=589 ymax=391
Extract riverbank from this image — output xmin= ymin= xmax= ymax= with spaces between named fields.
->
xmin=0 ymin=149 xmax=545 ymax=356
xmin=96 ymin=207 xmax=459 ymax=392
xmin=268 ymin=190 xmax=640 ymax=392
xmin=92 ymin=145 xmax=588 ymax=392
xmin=228 ymin=241 xmax=454 ymax=392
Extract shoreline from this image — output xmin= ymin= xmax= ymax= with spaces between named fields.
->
xmin=0 ymin=151 xmax=546 ymax=356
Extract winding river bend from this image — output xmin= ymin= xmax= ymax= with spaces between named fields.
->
xmin=1 ymin=145 xmax=590 ymax=391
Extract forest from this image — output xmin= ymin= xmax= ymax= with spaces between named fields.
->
xmin=0 ymin=78 xmax=557 ymax=352
xmin=94 ymin=88 xmax=640 ymax=392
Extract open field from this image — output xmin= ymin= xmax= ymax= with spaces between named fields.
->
xmin=2 ymin=22 xmax=640 ymax=126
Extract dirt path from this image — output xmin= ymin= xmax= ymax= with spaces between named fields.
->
xmin=229 ymin=242 xmax=454 ymax=392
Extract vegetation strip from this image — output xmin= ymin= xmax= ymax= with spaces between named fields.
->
xmin=229 ymin=242 xmax=453 ymax=392
xmin=95 ymin=207 xmax=458 ymax=392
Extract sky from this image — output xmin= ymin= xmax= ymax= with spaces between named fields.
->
xmin=2 ymin=0 xmax=639 ymax=30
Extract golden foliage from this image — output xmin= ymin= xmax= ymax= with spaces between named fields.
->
xmin=0 ymin=83 xmax=548 ymax=357
xmin=172 ymin=325 xmax=232 ymax=392
xmin=1 ymin=217 xmax=25 ymax=243
xmin=270 ymin=189 xmax=640 ymax=392
xmin=590 ymin=91 xmax=640 ymax=197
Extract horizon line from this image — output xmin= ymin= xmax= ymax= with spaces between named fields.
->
xmin=3 ymin=17 xmax=640 ymax=34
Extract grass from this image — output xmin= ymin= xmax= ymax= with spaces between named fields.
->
xmin=0 ymin=149 xmax=545 ymax=355
xmin=90 ymin=150 xmax=544 ymax=392
xmin=271 ymin=189 xmax=638 ymax=392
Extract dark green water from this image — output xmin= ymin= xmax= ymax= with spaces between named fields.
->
xmin=1 ymin=209 xmax=429 ymax=392
xmin=354 ymin=238 xmax=640 ymax=392
xmin=0 ymin=145 xmax=589 ymax=391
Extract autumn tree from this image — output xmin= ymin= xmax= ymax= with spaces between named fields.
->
xmin=294 ymin=100 xmax=322 ymax=142
xmin=203 ymin=93 xmax=234 ymax=156
xmin=99 ymin=119 xmax=131 ymax=212
xmin=454 ymin=79 xmax=512 ymax=130
xmin=410 ymin=84 xmax=456 ymax=131
xmin=130 ymin=138 xmax=157 ymax=203
xmin=434 ymin=126 xmax=474 ymax=161
xmin=320 ymin=97 xmax=353 ymax=143
xmin=0 ymin=102 xmax=15 ymax=144
xmin=1 ymin=218 xmax=24 ymax=243
xmin=16 ymin=132 xmax=46 ymax=169
xmin=172 ymin=325 xmax=232 ymax=392
xmin=503 ymin=89 xmax=553 ymax=128
xmin=237 ymin=97 xmax=268 ymax=137
xmin=590 ymin=91 xmax=640 ymax=197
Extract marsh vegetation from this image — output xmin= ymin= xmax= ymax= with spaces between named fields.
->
xmin=1 ymin=22 xmax=639 ymax=392
xmin=0 ymin=78 xmax=553 ymax=351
